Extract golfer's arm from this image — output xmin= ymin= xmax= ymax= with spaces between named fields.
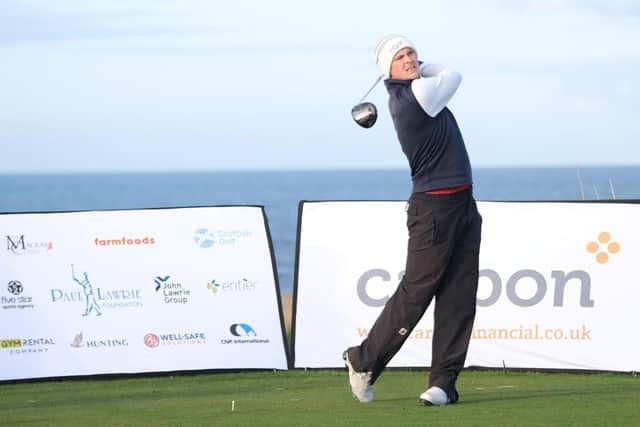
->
xmin=411 ymin=64 xmax=462 ymax=117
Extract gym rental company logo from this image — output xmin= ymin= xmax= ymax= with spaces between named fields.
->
xmin=193 ymin=227 xmax=252 ymax=248
xmin=153 ymin=275 xmax=191 ymax=305
xmin=49 ymin=264 xmax=143 ymax=316
xmin=94 ymin=236 xmax=156 ymax=247
xmin=143 ymin=332 xmax=206 ymax=348
xmin=206 ymin=278 xmax=257 ymax=295
xmin=0 ymin=337 xmax=55 ymax=355
xmin=2 ymin=280 xmax=35 ymax=310
xmin=356 ymin=231 xmax=622 ymax=309
xmin=221 ymin=323 xmax=270 ymax=345
xmin=5 ymin=234 xmax=54 ymax=255
xmin=70 ymin=331 xmax=129 ymax=349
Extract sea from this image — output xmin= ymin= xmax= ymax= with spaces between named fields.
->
xmin=1 ymin=167 xmax=638 ymax=293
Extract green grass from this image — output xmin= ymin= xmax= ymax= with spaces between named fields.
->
xmin=1 ymin=370 xmax=639 ymax=426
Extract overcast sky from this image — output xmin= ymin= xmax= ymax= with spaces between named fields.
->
xmin=1 ymin=0 xmax=639 ymax=172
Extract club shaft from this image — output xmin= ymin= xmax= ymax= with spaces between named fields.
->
xmin=358 ymin=75 xmax=383 ymax=104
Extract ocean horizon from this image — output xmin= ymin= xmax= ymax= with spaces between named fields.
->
xmin=2 ymin=166 xmax=638 ymax=293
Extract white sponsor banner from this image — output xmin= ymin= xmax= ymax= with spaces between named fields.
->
xmin=294 ymin=201 xmax=640 ymax=371
xmin=0 ymin=206 xmax=288 ymax=381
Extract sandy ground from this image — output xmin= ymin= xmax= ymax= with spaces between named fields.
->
xmin=280 ymin=292 xmax=293 ymax=336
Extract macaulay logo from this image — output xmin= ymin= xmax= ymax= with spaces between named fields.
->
xmin=49 ymin=264 xmax=143 ymax=316
xmin=70 ymin=331 xmax=128 ymax=349
xmin=5 ymin=235 xmax=54 ymax=255
xmin=221 ymin=323 xmax=270 ymax=345
xmin=144 ymin=332 xmax=206 ymax=348
xmin=193 ymin=227 xmax=251 ymax=248
xmin=153 ymin=275 xmax=191 ymax=304
xmin=2 ymin=280 xmax=35 ymax=310
xmin=206 ymin=278 xmax=257 ymax=295
xmin=1 ymin=337 xmax=55 ymax=355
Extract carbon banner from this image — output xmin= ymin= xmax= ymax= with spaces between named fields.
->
xmin=293 ymin=201 xmax=640 ymax=371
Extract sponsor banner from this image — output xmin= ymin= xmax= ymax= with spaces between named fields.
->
xmin=0 ymin=206 xmax=287 ymax=380
xmin=293 ymin=201 xmax=640 ymax=371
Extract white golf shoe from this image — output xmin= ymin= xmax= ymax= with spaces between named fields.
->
xmin=343 ymin=351 xmax=373 ymax=403
xmin=419 ymin=386 xmax=450 ymax=406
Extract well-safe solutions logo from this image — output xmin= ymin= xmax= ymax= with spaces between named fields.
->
xmin=144 ymin=332 xmax=206 ymax=348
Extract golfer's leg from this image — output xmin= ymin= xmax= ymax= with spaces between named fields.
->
xmin=429 ymin=206 xmax=482 ymax=400
xmin=351 ymin=276 xmax=433 ymax=384
xmin=349 ymin=196 xmax=449 ymax=384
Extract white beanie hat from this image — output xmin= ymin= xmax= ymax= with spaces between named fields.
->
xmin=374 ymin=34 xmax=416 ymax=78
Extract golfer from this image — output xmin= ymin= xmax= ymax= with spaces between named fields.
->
xmin=344 ymin=34 xmax=482 ymax=406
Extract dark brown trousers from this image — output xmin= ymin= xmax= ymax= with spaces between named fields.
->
xmin=348 ymin=188 xmax=482 ymax=402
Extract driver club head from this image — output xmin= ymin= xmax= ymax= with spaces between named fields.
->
xmin=351 ymin=102 xmax=378 ymax=128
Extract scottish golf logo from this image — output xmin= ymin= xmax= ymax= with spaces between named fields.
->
xmin=49 ymin=264 xmax=143 ymax=315
xmin=153 ymin=275 xmax=191 ymax=304
xmin=194 ymin=228 xmax=216 ymax=248
xmin=193 ymin=227 xmax=252 ymax=248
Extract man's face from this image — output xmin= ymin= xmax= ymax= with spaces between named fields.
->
xmin=389 ymin=47 xmax=419 ymax=80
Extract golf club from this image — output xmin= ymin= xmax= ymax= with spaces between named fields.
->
xmin=351 ymin=75 xmax=383 ymax=128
